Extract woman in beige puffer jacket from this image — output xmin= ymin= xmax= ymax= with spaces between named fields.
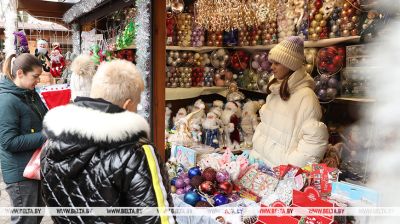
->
xmin=251 ymin=36 xmax=329 ymax=167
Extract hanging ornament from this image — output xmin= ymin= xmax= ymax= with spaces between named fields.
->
xmin=116 ymin=20 xmax=136 ymax=50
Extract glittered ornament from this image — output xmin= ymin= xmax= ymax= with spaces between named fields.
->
xmin=218 ymin=181 xmax=233 ymax=195
xmin=200 ymin=181 xmax=216 ymax=194
xmin=176 ymin=188 xmax=185 ymax=195
xmin=184 ymin=185 xmax=193 ymax=193
xmin=175 ymin=178 xmax=185 ymax=188
xmin=230 ymin=50 xmax=250 ymax=71
xmin=216 ymin=170 xmax=230 ymax=183
xmin=184 ymin=191 xmax=201 ymax=206
xmin=171 ymin=177 xmax=178 ymax=186
xmin=202 ymin=167 xmax=217 ymax=181
xmin=213 ymin=194 xmax=229 ymax=206
xmin=190 ymin=175 xmax=205 ymax=189
xmin=188 ymin=167 xmax=202 ymax=179
xmin=183 ymin=177 xmax=191 ymax=186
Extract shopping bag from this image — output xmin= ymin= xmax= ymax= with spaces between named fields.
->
xmin=23 ymin=146 xmax=43 ymax=180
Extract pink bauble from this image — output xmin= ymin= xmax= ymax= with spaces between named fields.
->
xmin=175 ymin=178 xmax=185 ymax=188
xmin=261 ymin=61 xmax=270 ymax=70
xmin=184 ymin=177 xmax=191 ymax=185
xmin=176 ymin=188 xmax=185 ymax=195
xmin=216 ymin=171 xmax=230 ymax=183
xmin=251 ymin=61 xmax=260 ymax=69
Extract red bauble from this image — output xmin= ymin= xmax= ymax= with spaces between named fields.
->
xmin=315 ymin=0 xmax=322 ymax=9
xmin=327 ymin=64 xmax=337 ymax=73
xmin=202 ymin=167 xmax=217 ymax=181
xmin=218 ymin=182 xmax=233 ymax=195
xmin=337 ymin=48 xmax=346 ymax=56
xmin=326 ymin=47 xmax=337 ymax=56
xmin=333 ymin=55 xmax=343 ymax=66
xmin=319 ymin=50 xmax=327 ymax=59
xmin=234 ymin=63 xmax=240 ymax=69
xmin=200 ymin=181 xmax=216 ymax=194
xmin=319 ymin=61 xmax=328 ymax=69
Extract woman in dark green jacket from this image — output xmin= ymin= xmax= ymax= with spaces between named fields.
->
xmin=0 ymin=53 xmax=47 ymax=224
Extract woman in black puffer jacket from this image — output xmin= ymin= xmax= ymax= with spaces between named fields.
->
xmin=41 ymin=59 xmax=174 ymax=224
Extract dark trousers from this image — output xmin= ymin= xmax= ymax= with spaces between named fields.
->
xmin=5 ymin=180 xmax=44 ymax=224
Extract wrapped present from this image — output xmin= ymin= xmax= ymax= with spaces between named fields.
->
xmin=261 ymin=174 xmax=306 ymax=206
xmin=292 ymin=187 xmax=335 ymax=224
xmin=237 ymin=167 xmax=279 ymax=198
xmin=309 ymin=164 xmax=340 ymax=198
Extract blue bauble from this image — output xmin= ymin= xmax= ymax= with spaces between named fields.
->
xmin=170 ymin=177 xmax=178 ymax=186
xmin=188 ymin=167 xmax=201 ymax=179
xmin=184 ymin=191 xmax=201 ymax=206
xmin=214 ymin=194 xmax=229 ymax=206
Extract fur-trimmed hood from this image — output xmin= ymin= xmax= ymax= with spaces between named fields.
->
xmin=43 ymin=98 xmax=150 ymax=143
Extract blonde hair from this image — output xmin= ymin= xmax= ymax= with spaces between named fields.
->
xmin=70 ymin=54 xmax=96 ymax=100
xmin=90 ymin=59 xmax=144 ymax=106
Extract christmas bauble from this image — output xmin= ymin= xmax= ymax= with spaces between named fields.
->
xmin=213 ymin=194 xmax=229 ymax=206
xmin=183 ymin=177 xmax=191 ymax=185
xmin=190 ymin=175 xmax=205 ymax=189
xmin=216 ymin=170 xmax=230 ymax=183
xmin=171 ymin=186 xmax=177 ymax=193
xmin=200 ymin=181 xmax=216 ymax=194
xmin=184 ymin=191 xmax=201 ymax=206
xmin=318 ymin=89 xmax=327 ymax=100
xmin=188 ymin=167 xmax=201 ymax=178
xmin=327 ymin=88 xmax=338 ymax=99
xmin=171 ymin=177 xmax=178 ymax=186
xmin=184 ymin=185 xmax=193 ymax=193
xmin=202 ymin=167 xmax=217 ymax=181
xmin=176 ymin=188 xmax=185 ymax=195
xmin=218 ymin=181 xmax=233 ymax=195
xmin=175 ymin=178 xmax=185 ymax=188
xmin=328 ymin=77 xmax=338 ymax=88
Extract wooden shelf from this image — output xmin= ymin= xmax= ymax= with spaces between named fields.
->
xmin=121 ymin=36 xmax=360 ymax=52
xmin=166 ymin=87 xmax=228 ymax=100
xmin=163 ymin=36 xmax=361 ymax=52
xmin=335 ymin=97 xmax=375 ymax=103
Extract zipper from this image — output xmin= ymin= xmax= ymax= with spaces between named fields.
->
xmin=28 ymin=93 xmax=44 ymax=121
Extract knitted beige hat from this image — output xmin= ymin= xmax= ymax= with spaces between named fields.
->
xmin=268 ymin=36 xmax=305 ymax=71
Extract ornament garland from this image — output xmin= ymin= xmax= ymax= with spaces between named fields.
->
xmin=135 ymin=0 xmax=151 ymax=119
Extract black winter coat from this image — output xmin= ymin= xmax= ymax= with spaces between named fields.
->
xmin=41 ymin=97 xmax=174 ymax=224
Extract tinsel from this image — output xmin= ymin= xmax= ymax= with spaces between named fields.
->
xmin=71 ymin=23 xmax=81 ymax=54
xmin=135 ymin=0 xmax=151 ymax=119
xmin=63 ymin=0 xmax=112 ymax=23
xmin=3 ymin=0 xmax=17 ymax=57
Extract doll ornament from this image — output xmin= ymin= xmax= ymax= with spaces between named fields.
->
xmin=35 ymin=39 xmax=51 ymax=72
xmin=202 ymin=111 xmax=222 ymax=148
xmin=168 ymin=109 xmax=205 ymax=147
xmin=240 ymin=101 xmax=261 ymax=148
xmin=49 ymin=42 xmax=65 ymax=78
xmin=221 ymin=101 xmax=241 ymax=150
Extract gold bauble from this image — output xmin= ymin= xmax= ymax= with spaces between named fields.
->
xmin=315 ymin=14 xmax=323 ymax=22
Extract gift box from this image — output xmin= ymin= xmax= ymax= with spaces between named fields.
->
xmin=292 ymin=187 xmax=335 ymax=224
xmin=170 ymin=145 xmax=215 ymax=170
xmin=237 ymin=167 xmax=279 ymax=198
xmin=261 ymin=174 xmax=305 ymax=206
xmin=309 ymin=164 xmax=340 ymax=198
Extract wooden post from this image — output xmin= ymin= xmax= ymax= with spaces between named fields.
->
xmin=151 ymin=0 xmax=166 ymax=161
